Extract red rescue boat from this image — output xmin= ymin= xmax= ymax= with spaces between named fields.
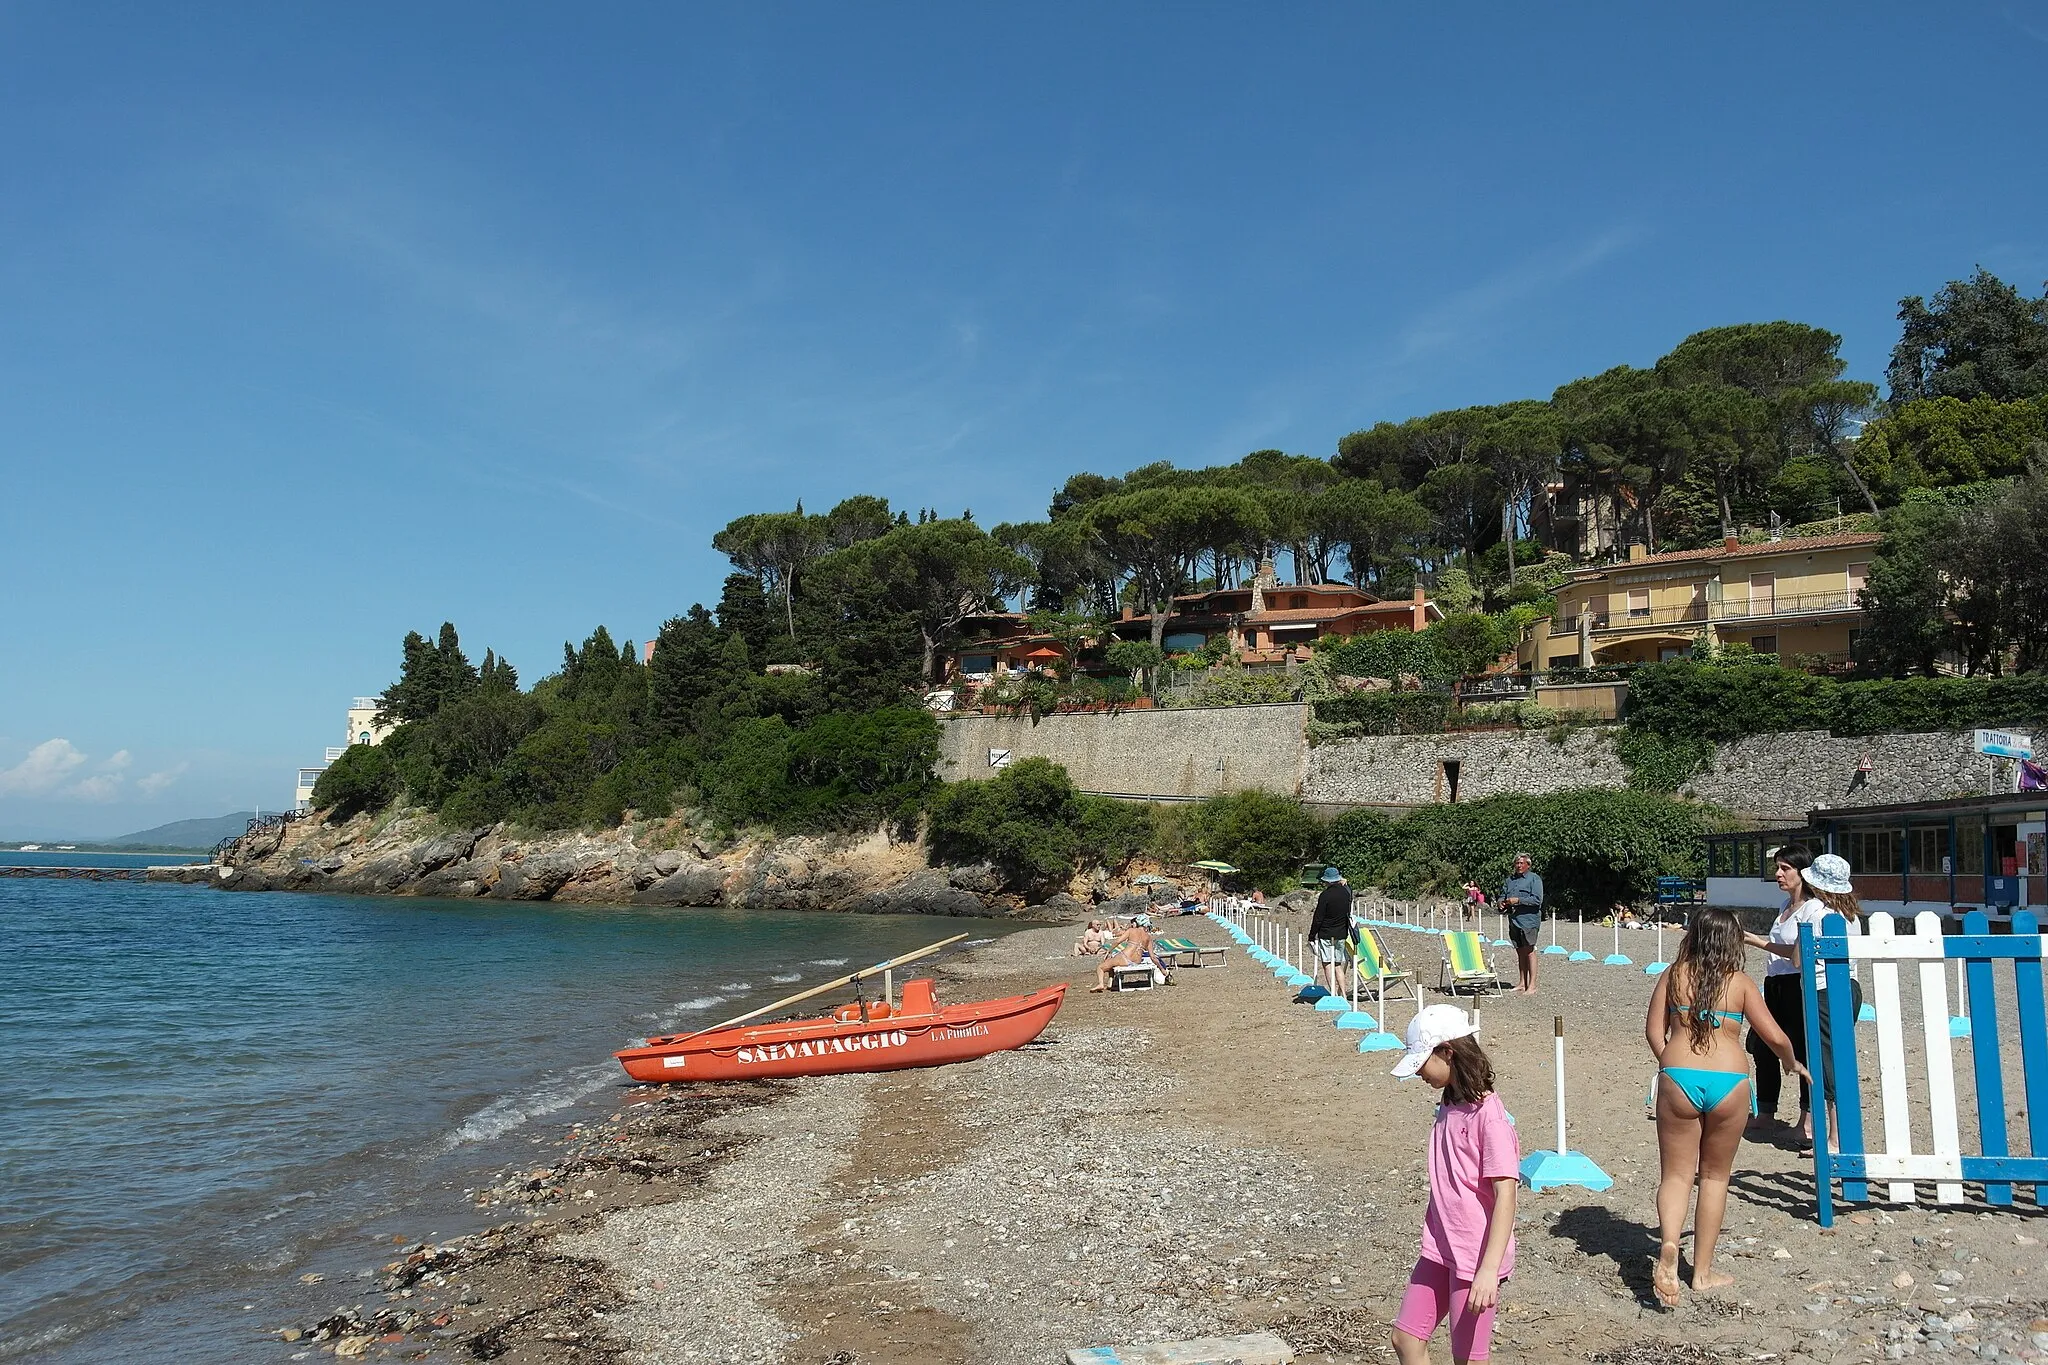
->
xmin=614 ymin=977 xmax=1065 ymax=1083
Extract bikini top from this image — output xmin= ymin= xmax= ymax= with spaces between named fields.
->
xmin=1669 ymin=1003 xmax=1744 ymax=1028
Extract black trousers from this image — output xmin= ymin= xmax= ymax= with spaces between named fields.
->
xmin=1748 ymin=972 xmax=1863 ymax=1115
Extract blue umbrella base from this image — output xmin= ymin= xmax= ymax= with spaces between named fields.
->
xmin=1358 ymin=1031 xmax=1405 ymax=1052
xmin=1601 ymin=954 xmax=1633 ymax=965
xmin=1520 ymin=1148 xmax=1614 ymax=1192
xmin=1334 ymin=1011 xmax=1377 ymax=1030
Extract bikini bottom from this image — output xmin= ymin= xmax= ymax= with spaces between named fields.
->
xmin=1661 ymin=1067 xmax=1750 ymax=1114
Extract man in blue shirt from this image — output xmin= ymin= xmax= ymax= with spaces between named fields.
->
xmin=1500 ymin=852 xmax=1545 ymax=994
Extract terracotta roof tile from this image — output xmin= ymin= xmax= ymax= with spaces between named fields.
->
xmin=1575 ymin=532 xmax=1882 ymax=577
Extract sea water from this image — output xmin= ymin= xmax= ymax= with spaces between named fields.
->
xmin=0 ymin=878 xmax=1001 ymax=1362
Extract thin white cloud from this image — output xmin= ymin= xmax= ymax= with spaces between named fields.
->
xmin=101 ymin=749 xmax=133 ymax=772
xmin=1397 ymin=225 xmax=1643 ymax=362
xmin=0 ymin=739 xmax=89 ymax=796
xmin=67 ymin=773 xmax=125 ymax=802
xmin=137 ymin=765 xmax=189 ymax=797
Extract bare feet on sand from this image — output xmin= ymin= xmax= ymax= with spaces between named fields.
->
xmin=1693 ymin=1268 xmax=1735 ymax=1292
xmin=1087 ymin=986 xmax=1107 ymax=993
xmin=1652 ymin=1243 xmax=1682 ymax=1307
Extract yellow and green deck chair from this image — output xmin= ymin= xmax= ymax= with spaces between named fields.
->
xmin=1350 ymin=926 xmax=1416 ymax=1002
xmin=1439 ymin=930 xmax=1502 ymax=996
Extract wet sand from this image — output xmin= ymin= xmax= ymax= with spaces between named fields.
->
xmin=279 ymin=915 xmax=2048 ymax=1364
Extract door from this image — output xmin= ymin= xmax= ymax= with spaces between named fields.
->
xmin=1748 ymin=573 xmax=1775 ymax=615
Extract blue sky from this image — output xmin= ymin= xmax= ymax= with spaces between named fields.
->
xmin=3 ymin=3 xmax=2045 ymax=837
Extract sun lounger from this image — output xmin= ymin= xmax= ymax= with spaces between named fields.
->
xmin=1153 ymin=936 xmax=1227 ymax=968
xmin=1109 ymin=959 xmax=1163 ymax=991
xmin=1350 ymin=927 xmax=1415 ymax=1001
xmin=1439 ymin=930 xmax=1502 ymax=996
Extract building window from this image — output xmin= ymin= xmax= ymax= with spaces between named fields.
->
xmin=1847 ymin=561 xmax=1869 ymax=599
xmin=1163 ymin=632 xmax=1207 ymax=653
xmin=1751 ymin=635 xmax=1777 ymax=655
xmin=1907 ymin=825 xmax=1948 ymax=875
xmin=1627 ymin=588 xmax=1650 ymax=618
xmin=1955 ymin=820 xmax=1985 ymax=874
xmin=1842 ymin=828 xmax=1899 ymax=875
xmin=1547 ymin=654 xmax=1577 ymax=669
xmin=1847 ymin=627 xmax=1863 ymax=661
xmin=1289 ymin=594 xmax=1308 ymax=609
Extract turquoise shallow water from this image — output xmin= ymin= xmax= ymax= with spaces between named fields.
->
xmin=0 ymin=879 xmax=995 ymax=1362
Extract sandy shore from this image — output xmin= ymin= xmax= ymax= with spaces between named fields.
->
xmin=285 ymin=914 xmax=2048 ymax=1365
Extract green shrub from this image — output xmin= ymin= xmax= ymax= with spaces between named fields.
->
xmin=1322 ymin=630 xmax=1452 ymax=687
xmin=1627 ymin=658 xmax=2048 ymax=740
xmin=925 ymin=757 xmax=1090 ymax=894
xmin=705 ymin=717 xmax=793 ymax=828
xmin=1074 ymin=795 xmax=1154 ymax=870
xmin=312 ymin=743 xmax=399 ymax=822
xmin=1310 ymin=692 xmax=1453 ymax=734
xmin=1615 ymin=730 xmax=1714 ymax=792
xmin=1325 ymin=789 xmax=1710 ymax=914
xmin=1182 ymin=790 xmax=1321 ymax=892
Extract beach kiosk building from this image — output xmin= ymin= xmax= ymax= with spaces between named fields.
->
xmin=1707 ymin=792 xmax=2048 ymax=920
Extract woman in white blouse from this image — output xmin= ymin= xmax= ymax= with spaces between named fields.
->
xmin=1743 ymin=852 xmax=1865 ymax=1149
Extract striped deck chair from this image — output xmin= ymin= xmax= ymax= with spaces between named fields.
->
xmin=1350 ymin=927 xmax=1416 ymax=1002
xmin=1439 ymin=930 xmax=1502 ymax=996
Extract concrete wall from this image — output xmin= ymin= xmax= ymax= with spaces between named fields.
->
xmin=1304 ymin=729 xmax=1631 ymax=806
xmin=1678 ymin=728 xmax=2012 ymax=822
xmin=936 ymin=703 xmax=1309 ymax=800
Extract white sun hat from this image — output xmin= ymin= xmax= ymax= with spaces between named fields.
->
xmin=1803 ymin=853 xmax=1853 ymax=896
xmin=1390 ymin=1003 xmax=1481 ymax=1078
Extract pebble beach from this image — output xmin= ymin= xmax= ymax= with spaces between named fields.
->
xmin=278 ymin=913 xmax=2048 ymax=1365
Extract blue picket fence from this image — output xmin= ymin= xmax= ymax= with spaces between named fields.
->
xmin=1802 ymin=909 xmax=2048 ymax=1226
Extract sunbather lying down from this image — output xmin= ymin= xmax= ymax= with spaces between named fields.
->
xmin=1091 ymin=915 xmax=1156 ymax=992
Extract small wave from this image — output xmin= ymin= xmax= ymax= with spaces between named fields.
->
xmin=441 ymin=1063 xmax=617 ymax=1149
xmin=719 ymin=981 xmax=751 ymax=992
xmin=770 ymin=972 xmax=801 ymax=984
xmin=0 ymin=1324 xmax=79 ymax=1359
xmin=644 ymin=994 xmax=728 ymax=1033
xmin=806 ymin=958 xmax=847 ymax=967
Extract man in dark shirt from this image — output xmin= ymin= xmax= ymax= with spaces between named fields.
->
xmin=1501 ymin=852 xmax=1545 ymax=994
xmin=1308 ymin=866 xmax=1354 ymax=998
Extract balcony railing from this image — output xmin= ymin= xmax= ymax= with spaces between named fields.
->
xmin=351 ymin=697 xmax=380 ymax=712
xmin=1549 ymin=591 xmax=1857 ymax=636
xmin=324 ymin=746 xmax=347 ymax=762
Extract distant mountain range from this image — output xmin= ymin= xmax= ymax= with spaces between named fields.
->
xmin=99 ymin=812 xmax=259 ymax=851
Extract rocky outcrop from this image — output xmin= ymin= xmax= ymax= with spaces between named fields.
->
xmin=209 ymin=811 xmax=1098 ymax=918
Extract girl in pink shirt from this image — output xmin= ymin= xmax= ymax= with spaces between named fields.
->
xmin=1389 ymin=1005 xmax=1521 ymax=1365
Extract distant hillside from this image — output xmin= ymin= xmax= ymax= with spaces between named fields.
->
xmin=103 ymin=812 xmax=259 ymax=851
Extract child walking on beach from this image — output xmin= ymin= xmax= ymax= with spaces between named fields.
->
xmin=1388 ymin=1004 xmax=1520 ymax=1365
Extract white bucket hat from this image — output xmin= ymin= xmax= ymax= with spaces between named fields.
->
xmin=1803 ymin=853 xmax=1853 ymax=896
xmin=1390 ymin=1004 xmax=1481 ymax=1078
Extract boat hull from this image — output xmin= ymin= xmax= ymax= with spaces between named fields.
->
xmin=614 ymin=981 xmax=1066 ymax=1083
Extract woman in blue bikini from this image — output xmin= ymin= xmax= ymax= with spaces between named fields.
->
xmin=1643 ymin=907 xmax=1808 ymax=1307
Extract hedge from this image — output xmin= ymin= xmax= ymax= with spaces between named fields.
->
xmin=1322 ymin=789 xmax=1711 ymax=915
xmin=1310 ymin=692 xmax=1453 ymax=735
xmin=1625 ymin=659 xmax=2048 ymax=740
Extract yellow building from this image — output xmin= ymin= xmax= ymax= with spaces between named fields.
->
xmin=1522 ymin=532 xmax=1883 ymax=670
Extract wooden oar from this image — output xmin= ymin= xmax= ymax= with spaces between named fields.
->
xmin=657 ymin=933 xmax=971 ymax=1044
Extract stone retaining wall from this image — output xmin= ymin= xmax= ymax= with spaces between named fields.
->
xmin=1304 ymin=729 xmax=1631 ymax=806
xmin=935 ymin=703 xmax=1308 ymax=800
xmin=1679 ymin=728 xmax=2006 ymax=822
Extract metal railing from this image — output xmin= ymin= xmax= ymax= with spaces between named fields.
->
xmin=1549 ymin=591 xmax=1858 ymax=636
xmin=350 ymin=697 xmax=380 ymax=712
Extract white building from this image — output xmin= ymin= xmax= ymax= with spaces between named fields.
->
xmin=293 ymin=696 xmax=392 ymax=812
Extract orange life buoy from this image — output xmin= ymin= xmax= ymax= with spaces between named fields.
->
xmin=865 ymin=1001 xmax=894 ymax=1021
xmin=833 ymin=1004 xmax=862 ymax=1023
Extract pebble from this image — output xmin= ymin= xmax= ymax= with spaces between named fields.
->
xmin=1894 ymin=1272 xmax=1917 ymax=1289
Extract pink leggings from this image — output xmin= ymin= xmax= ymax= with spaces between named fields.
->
xmin=1394 ymin=1257 xmax=1497 ymax=1361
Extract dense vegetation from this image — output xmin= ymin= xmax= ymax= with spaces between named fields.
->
xmin=1322 ymin=790 xmax=1714 ymax=914
xmin=313 ymin=269 xmax=2047 ymax=897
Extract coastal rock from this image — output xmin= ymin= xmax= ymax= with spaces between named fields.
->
xmin=1036 ymin=892 xmax=1088 ymax=921
xmin=946 ymin=862 xmax=1004 ymax=895
xmin=652 ymin=851 xmax=684 ymax=876
xmin=491 ymin=851 xmax=581 ymax=901
xmin=415 ymin=827 xmax=489 ymax=873
xmin=412 ymin=866 xmax=485 ymax=897
xmin=851 ymin=868 xmax=993 ymax=917
xmin=632 ymin=861 xmax=726 ymax=907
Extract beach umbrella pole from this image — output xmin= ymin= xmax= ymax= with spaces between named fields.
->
xmin=1518 ymin=1016 xmax=1615 ymax=1191
xmin=1602 ymin=916 xmax=1632 ymax=966
xmin=1644 ymin=920 xmax=1669 ymax=976
xmin=1949 ymin=955 xmax=1971 ymax=1037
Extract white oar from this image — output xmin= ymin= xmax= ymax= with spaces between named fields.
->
xmin=656 ymin=933 xmax=970 ymax=1044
